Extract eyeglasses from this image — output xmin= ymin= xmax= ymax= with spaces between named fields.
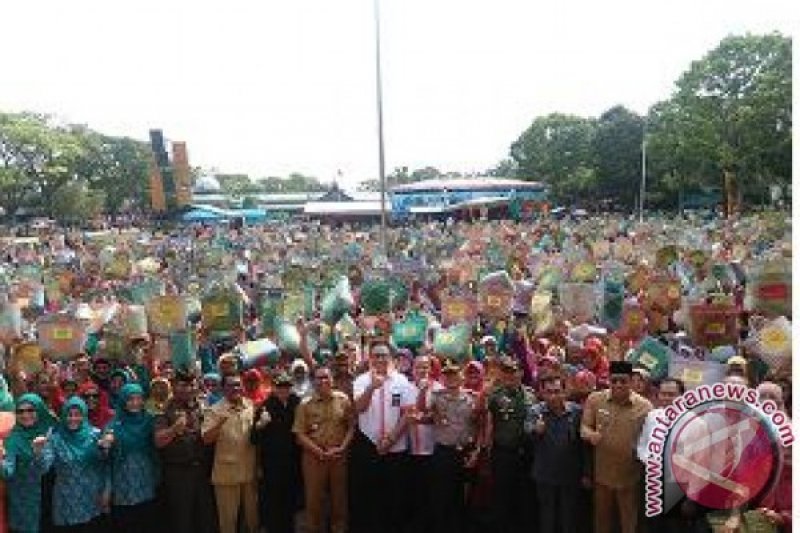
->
xmin=16 ymin=407 xmax=35 ymax=414
xmin=84 ymin=393 xmax=99 ymax=399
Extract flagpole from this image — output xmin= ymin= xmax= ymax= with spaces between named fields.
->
xmin=374 ymin=0 xmax=388 ymax=255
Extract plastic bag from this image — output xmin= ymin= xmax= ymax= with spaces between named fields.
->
xmin=392 ymin=312 xmax=428 ymax=349
xmin=237 ymin=338 xmax=280 ymax=369
xmin=478 ymin=271 xmax=514 ymax=319
xmin=146 ymin=295 xmax=188 ymax=336
xmin=170 ymin=331 xmax=196 ymax=371
xmin=201 ymin=287 xmax=243 ymax=336
xmin=433 ymin=323 xmax=471 ymax=361
xmin=321 ymin=276 xmax=354 ymax=325
xmin=36 ymin=315 xmax=87 ymax=360
xmin=275 ymin=320 xmax=318 ymax=356
xmin=626 ymin=337 xmax=673 ymax=380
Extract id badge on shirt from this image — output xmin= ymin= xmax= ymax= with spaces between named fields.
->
xmin=391 ymin=392 xmax=402 ymax=408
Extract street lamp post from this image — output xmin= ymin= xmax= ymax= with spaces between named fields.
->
xmin=374 ymin=0 xmax=388 ymax=254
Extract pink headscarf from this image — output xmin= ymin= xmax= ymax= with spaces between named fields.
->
xmin=464 ymin=361 xmax=485 ymax=393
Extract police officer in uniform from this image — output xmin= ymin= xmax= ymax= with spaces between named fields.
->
xmin=431 ymin=360 xmax=480 ymax=533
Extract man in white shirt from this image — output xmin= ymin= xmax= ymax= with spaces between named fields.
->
xmin=349 ymin=341 xmax=415 ymax=533
xmin=637 ymin=378 xmax=708 ymax=532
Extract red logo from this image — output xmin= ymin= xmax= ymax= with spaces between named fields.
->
xmin=669 ymin=403 xmax=779 ymax=510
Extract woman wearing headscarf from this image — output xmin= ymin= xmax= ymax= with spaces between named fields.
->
xmin=33 ymin=371 xmax=64 ymax=421
xmin=60 ymin=378 xmax=78 ymax=401
xmin=105 ymin=383 xmax=159 ymax=533
xmin=1 ymin=393 xmax=55 ymax=533
xmin=242 ymin=369 xmax=269 ymax=408
xmin=42 ymin=397 xmax=113 ymax=532
xmin=145 ymin=378 xmax=172 ymax=416
xmin=78 ymin=382 xmax=115 ymax=430
xmin=200 ymin=373 xmax=223 ymax=409
xmin=464 ymin=361 xmax=485 ymax=394
xmin=107 ymin=369 xmax=130 ymax=411
xmin=290 ymin=359 xmax=312 ymax=399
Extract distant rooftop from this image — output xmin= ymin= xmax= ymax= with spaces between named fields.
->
xmin=391 ymin=177 xmax=545 ymax=193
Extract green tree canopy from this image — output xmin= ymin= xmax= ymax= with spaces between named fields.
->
xmin=509 ymin=113 xmax=598 ymax=202
xmin=593 ymin=105 xmax=644 ymax=210
xmin=647 ymin=32 xmax=792 ymax=211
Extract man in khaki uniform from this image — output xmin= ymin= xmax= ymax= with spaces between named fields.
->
xmin=201 ymin=373 xmax=258 ymax=533
xmin=581 ymin=360 xmax=652 ymax=533
xmin=293 ymin=365 xmax=355 ymax=533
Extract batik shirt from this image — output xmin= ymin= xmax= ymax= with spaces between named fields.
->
xmin=43 ymin=428 xmax=110 ymax=526
xmin=1 ymin=446 xmax=48 ymax=532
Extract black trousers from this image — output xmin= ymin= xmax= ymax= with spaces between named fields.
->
xmin=536 ymin=483 xmax=580 ymax=533
xmin=51 ymin=517 xmax=106 ymax=533
xmin=490 ymin=446 xmax=526 ymax=533
xmin=432 ymin=445 xmax=468 ymax=533
xmin=112 ymin=500 xmax=155 ymax=533
xmin=260 ymin=460 xmax=302 ymax=533
xmin=349 ymin=431 xmax=409 ymax=533
xmin=407 ymin=454 xmax=436 ymax=533
xmin=162 ymin=464 xmax=216 ymax=533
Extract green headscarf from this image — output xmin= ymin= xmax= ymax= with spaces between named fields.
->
xmin=107 ymin=383 xmax=154 ymax=452
xmin=57 ymin=396 xmax=97 ymax=462
xmin=4 ymin=393 xmax=53 ymax=461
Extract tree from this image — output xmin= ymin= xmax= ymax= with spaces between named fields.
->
xmin=656 ymin=32 xmax=792 ymax=214
xmin=216 ymin=174 xmax=258 ymax=196
xmin=509 ymin=113 xmax=598 ymax=202
xmin=71 ymin=127 xmax=151 ymax=214
xmin=486 ymin=158 xmax=519 ymax=178
xmin=49 ymin=180 xmax=105 ymax=224
xmin=257 ymin=176 xmax=287 ymax=193
xmin=357 ymin=166 xmax=440 ymax=192
xmin=0 ymin=166 xmax=30 ymax=217
xmin=593 ymin=105 xmax=645 ymax=210
xmin=0 ymin=112 xmax=85 ymax=217
xmin=409 ymin=166 xmax=442 ymax=182
xmin=284 ymin=172 xmax=327 ymax=192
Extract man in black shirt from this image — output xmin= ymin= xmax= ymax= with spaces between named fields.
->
xmin=529 ymin=375 xmax=590 ymax=533
xmin=251 ymin=372 xmax=302 ymax=533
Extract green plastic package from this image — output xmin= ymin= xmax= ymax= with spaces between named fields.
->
xmin=433 ymin=323 xmax=471 ymax=361
xmin=392 ymin=312 xmax=428 ymax=349
xmin=321 ymin=276 xmax=354 ymax=325
xmin=276 ymin=320 xmax=319 ymax=356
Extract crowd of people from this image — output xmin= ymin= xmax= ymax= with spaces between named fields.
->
xmin=0 ymin=212 xmax=793 ymax=533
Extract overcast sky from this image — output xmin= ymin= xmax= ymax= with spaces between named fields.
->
xmin=0 ymin=0 xmax=795 ymax=189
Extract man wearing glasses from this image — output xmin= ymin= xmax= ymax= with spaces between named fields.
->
xmin=293 ymin=366 xmax=354 ymax=533
xmin=350 ymin=341 xmax=415 ymax=533
xmin=581 ymin=360 xmax=652 ymax=533
xmin=202 ymin=374 xmax=258 ymax=533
